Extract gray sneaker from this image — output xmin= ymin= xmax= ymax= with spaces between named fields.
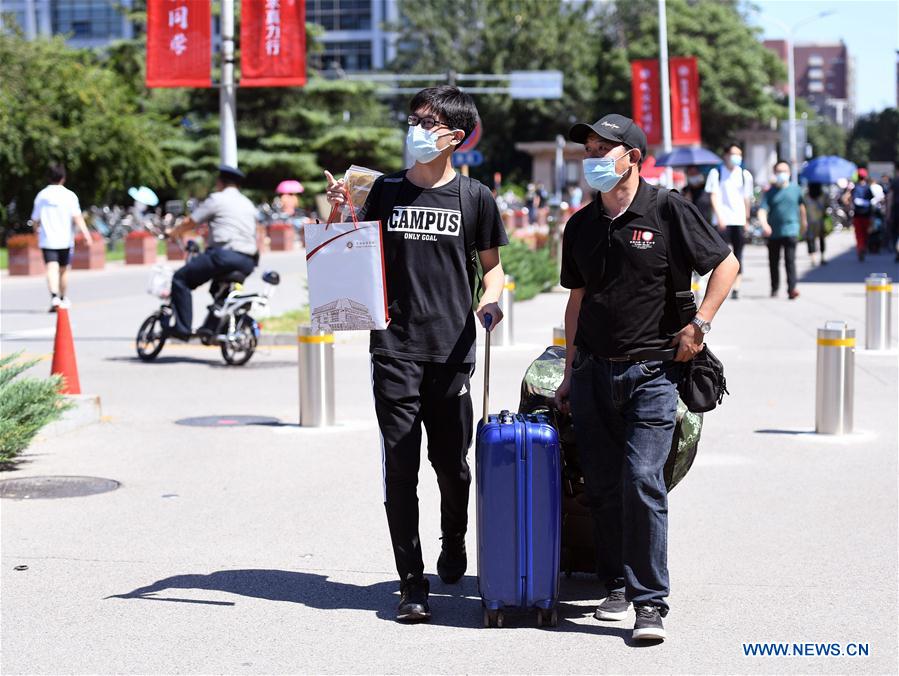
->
xmin=593 ymin=589 xmax=629 ymax=621
xmin=632 ymin=604 xmax=666 ymax=641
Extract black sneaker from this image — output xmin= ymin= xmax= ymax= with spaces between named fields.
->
xmin=594 ymin=589 xmax=629 ymax=621
xmin=730 ymin=289 xmax=739 ymax=300
xmin=396 ymin=577 xmax=430 ymax=622
xmin=632 ymin=604 xmax=666 ymax=641
xmin=436 ymin=534 xmax=467 ymax=584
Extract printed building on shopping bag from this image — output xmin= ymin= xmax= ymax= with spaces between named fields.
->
xmin=312 ymin=298 xmax=377 ymax=331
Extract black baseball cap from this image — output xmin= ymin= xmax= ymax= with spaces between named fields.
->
xmin=218 ymin=164 xmax=246 ymax=182
xmin=569 ymin=114 xmax=647 ymax=159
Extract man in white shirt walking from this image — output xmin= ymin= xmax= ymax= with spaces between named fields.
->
xmin=705 ymin=143 xmax=753 ymax=299
xmin=30 ymin=164 xmax=91 ymax=311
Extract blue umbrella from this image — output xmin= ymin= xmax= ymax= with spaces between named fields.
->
xmin=654 ymin=147 xmax=723 ymax=167
xmin=799 ymin=156 xmax=857 ymax=184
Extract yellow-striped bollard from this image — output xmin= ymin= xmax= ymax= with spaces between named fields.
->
xmin=553 ymin=326 xmax=565 ymax=348
xmin=298 ymin=326 xmax=335 ymax=427
xmin=865 ymin=274 xmax=893 ymax=350
xmin=493 ymin=275 xmax=515 ymax=347
xmin=815 ymin=321 xmax=855 ymax=435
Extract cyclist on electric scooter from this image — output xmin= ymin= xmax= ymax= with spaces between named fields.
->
xmin=165 ymin=165 xmax=259 ymax=342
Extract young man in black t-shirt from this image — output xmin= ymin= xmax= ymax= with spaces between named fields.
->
xmin=325 ymin=86 xmax=508 ymax=623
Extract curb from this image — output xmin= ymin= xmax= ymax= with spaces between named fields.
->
xmin=39 ymin=394 xmax=102 ymax=438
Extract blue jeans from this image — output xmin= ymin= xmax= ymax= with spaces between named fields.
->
xmin=170 ymin=247 xmax=256 ymax=335
xmin=569 ymin=351 xmax=681 ymax=612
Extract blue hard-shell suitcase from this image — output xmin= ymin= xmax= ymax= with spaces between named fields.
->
xmin=475 ymin=314 xmax=561 ymax=628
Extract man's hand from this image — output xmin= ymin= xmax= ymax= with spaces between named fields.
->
xmin=476 ymin=301 xmax=503 ymax=331
xmin=324 ymin=170 xmax=348 ymax=208
xmin=671 ymin=322 xmax=705 ymax=362
xmin=554 ymin=374 xmax=572 ymax=414
xmin=762 ymin=224 xmax=772 ymax=237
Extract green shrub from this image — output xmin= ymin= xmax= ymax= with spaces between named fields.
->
xmin=0 ymin=353 xmax=72 ymax=465
xmin=499 ymin=239 xmax=559 ymax=301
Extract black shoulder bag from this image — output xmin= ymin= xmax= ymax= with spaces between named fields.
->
xmin=657 ymin=188 xmax=729 ymax=413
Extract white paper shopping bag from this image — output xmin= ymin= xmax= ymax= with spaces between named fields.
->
xmin=305 ymin=208 xmax=389 ymax=332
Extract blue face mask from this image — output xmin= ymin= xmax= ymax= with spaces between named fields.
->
xmin=729 ymin=154 xmax=743 ymax=167
xmin=775 ymin=172 xmax=790 ymax=186
xmin=583 ymin=151 xmax=632 ymax=193
xmin=406 ymin=124 xmax=452 ymax=164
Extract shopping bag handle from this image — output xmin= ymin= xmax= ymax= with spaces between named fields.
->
xmin=326 ymin=188 xmax=360 ymax=230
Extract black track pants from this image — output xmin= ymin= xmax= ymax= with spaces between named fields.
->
xmin=371 ymin=355 xmax=474 ymax=583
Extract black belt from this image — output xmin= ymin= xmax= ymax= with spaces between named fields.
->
xmin=601 ymin=348 xmax=677 ymax=362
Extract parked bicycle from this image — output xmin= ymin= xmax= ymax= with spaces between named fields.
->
xmin=135 ymin=238 xmax=280 ymax=366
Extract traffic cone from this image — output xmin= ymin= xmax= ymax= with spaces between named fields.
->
xmin=51 ymin=308 xmax=81 ymax=394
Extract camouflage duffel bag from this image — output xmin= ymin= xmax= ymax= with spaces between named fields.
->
xmin=518 ymin=345 xmax=703 ymax=492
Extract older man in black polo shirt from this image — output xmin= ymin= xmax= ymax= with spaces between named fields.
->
xmin=555 ymin=114 xmax=739 ymax=642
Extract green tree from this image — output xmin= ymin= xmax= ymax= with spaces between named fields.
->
xmin=846 ymin=108 xmax=899 ymax=167
xmin=806 ymin=118 xmax=847 ymax=158
xmin=388 ymin=0 xmax=603 ymax=184
xmin=0 ymin=32 xmax=173 ymax=230
xmin=613 ymin=0 xmax=786 ymax=152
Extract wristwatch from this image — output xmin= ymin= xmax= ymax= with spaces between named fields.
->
xmin=691 ymin=315 xmax=712 ymax=334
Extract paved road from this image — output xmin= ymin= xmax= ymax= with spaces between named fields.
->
xmin=1 ymin=231 xmax=897 ymax=674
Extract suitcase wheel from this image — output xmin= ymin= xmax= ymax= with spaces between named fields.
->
xmin=483 ymin=608 xmax=504 ymax=628
xmin=536 ymin=608 xmax=558 ymax=628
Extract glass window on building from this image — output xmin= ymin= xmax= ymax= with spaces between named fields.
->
xmin=53 ymin=0 xmax=124 ymax=39
xmin=315 ymin=40 xmax=373 ymax=72
xmin=307 ymin=0 xmax=372 ymax=32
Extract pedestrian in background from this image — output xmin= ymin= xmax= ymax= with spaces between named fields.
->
xmin=803 ymin=182 xmax=828 ymax=266
xmin=849 ymin=168 xmax=874 ymax=261
xmin=758 ymin=161 xmax=806 ymax=299
xmin=30 ymin=163 xmax=92 ymax=311
xmin=705 ymin=143 xmax=753 ymax=300
xmin=684 ymin=165 xmax=712 ymax=224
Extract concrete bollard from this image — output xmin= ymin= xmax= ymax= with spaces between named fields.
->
xmin=553 ymin=326 xmax=565 ymax=348
xmin=865 ymin=273 xmax=893 ymax=350
xmin=815 ymin=321 xmax=855 ymax=435
xmin=493 ymin=276 xmax=515 ymax=346
xmin=298 ymin=325 xmax=335 ymax=427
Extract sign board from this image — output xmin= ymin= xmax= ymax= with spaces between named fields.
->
xmin=509 ymin=71 xmax=563 ymax=99
xmin=452 ymin=150 xmax=484 ymax=167
xmin=458 ymin=119 xmax=482 ymax=152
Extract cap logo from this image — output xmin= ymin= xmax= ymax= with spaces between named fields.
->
xmin=600 ymin=121 xmax=621 ymax=129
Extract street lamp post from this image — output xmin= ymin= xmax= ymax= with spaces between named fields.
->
xmin=658 ymin=0 xmax=673 ymax=187
xmin=769 ymin=11 xmax=835 ymax=178
xmin=220 ymin=0 xmax=238 ymax=167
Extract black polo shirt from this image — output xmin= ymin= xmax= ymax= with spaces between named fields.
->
xmin=561 ymin=179 xmax=730 ymax=358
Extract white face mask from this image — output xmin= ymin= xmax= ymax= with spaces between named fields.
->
xmin=406 ymin=124 xmax=453 ymax=164
xmin=776 ymin=172 xmax=790 ymax=186
xmin=728 ymin=154 xmax=743 ymax=167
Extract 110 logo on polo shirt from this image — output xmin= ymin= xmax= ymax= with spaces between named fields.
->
xmin=388 ymin=207 xmax=461 ymax=242
xmin=629 ymin=229 xmax=656 ymax=250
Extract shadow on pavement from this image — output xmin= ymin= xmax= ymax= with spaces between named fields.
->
xmin=107 ymin=569 xmax=629 ymax=638
xmin=799 ymin=245 xmax=897 ymax=284
xmin=104 ymin=356 xmax=297 ymax=369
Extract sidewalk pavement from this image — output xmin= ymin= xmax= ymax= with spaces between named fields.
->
xmin=1 ymin=230 xmax=897 ymax=674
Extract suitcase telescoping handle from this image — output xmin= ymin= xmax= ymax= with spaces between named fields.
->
xmin=482 ymin=313 xmax=492 ymax=424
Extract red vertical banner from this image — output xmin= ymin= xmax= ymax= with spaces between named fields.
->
xmin=146 ymin=0 xmax=211 ymax=88
xmin=630 ymin=60 xmax=661 ymax=145
xmin=670 ymin=56 xmax=701 ymax=145
xmin=241 ymin=0 xmax=307 ymax=87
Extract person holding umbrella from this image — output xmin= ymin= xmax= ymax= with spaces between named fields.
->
xmin=275 ymin=179 xmax=304 ymax=217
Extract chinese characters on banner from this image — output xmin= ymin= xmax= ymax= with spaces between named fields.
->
xmin=669 ymin=57 xmax=701 ymax=145
xmin=241 ymin=0 xmax=307 ymax=87
xmin=630 ymin=60 xmax=662 ymax=145
xmin=146 ymin=0 xmax=211 ymax=88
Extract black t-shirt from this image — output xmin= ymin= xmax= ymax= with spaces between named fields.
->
xmin=360 ymin=173 xmax=508 ymax=363
xmin=561 ymin=179 xmax=730 ymax=358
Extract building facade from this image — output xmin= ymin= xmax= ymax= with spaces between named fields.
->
xmin=0 ymin=0 xmax=134 ymax=48
xmin=764 ymin=39 xmax=855 ymax=129
xmin=306 ymin=0 xmax=398 ymax=73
